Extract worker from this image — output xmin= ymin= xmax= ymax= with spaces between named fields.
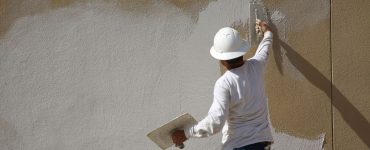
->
xmin=171 ymin=19 xmax=273 ymax=150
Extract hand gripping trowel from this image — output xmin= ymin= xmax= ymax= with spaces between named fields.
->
xmin=220 ymin=0 xmax=268 ymax=75
xmin=249 ymin=0 xmax=268 ymax=48
xmin=147 ymin=113 xmax=197 ymax=149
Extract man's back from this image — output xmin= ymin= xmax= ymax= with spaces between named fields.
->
xmin=175 ymin=26 xmax=274 ymax=150
xmin=218 ymin=59 xmax=272 ymax=149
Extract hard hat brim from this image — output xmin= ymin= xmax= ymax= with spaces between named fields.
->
xmin=210 ymin=40 xmax=250 ymax=60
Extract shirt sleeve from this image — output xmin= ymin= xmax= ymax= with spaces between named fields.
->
xmin=250 ymin=31 xmax=273 ymax=67
xmin=184 ymin=79 xmax=230 ymax=138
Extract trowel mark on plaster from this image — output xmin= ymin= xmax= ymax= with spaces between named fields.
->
xmin=272 ymin=129 xmax=325 ymax=150
xmin=270 ymin=10 xmax=288 ymax=40
xmin=259 ymin=0 xmax=330 ymax=80
xmin=268 ymin=9 xmax=307 ymax=80
xmin=270 ymin=11 xmax=285 ymax=24
xmin=262 ymin=0 xmax=329 ymax=31
xmin=227 ymin=1 xmax=305 ymax=80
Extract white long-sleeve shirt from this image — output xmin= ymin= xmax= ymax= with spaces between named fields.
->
xmin=185 ymin=31 xmax=274 ymax=150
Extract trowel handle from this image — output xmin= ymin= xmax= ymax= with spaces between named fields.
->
xmin=178 ymin=143 xmax=185 ymax=149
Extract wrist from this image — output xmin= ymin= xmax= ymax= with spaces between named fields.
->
xmin=184 ymin=126 xmax=192 ymax=138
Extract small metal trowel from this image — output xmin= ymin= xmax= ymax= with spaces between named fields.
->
xmin=249 ymin=0 xmax=268 ymax=48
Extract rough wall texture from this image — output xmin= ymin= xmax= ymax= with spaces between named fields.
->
xmin=262 ymin=0 xmax=332 ymax=149
xmin=332 ymin=0 xmax=370 ymax=149
xmin=0 ymin=0 xmax=368 ymax=150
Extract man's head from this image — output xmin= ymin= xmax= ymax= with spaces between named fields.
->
xmin=210 ymin=27 xmax=250 ymax=61
xmin=220 ymin=56 xmax=244 ymax=69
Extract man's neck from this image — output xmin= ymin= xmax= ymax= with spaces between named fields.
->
xmin=226 ymin=61 xmax=245 ymax=70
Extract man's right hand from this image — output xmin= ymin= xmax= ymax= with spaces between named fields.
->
xmin=255 ymin=19 xmax=270 ymax=36
xmin=171 ymin=130 xmax=187 ymax=149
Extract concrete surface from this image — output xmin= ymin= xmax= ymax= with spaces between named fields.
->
xmin=0 ymin=0 xmax=369 ymax=150
xmin=332 ymin=0 xmax=370 ymax=149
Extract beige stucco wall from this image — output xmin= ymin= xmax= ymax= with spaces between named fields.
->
xmin=260 ymin=0 xmax=333 ymax=149
xmin=332 ymin=0 xmax=370 ymax=149
xmin=0 ymin=0 xmax=244 ymax=149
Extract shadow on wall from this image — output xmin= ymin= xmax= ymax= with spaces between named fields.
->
xmin=267 ymin=13 xmax=370 ymax=148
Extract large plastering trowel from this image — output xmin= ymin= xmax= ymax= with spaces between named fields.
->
xmin=147 ymin=113 xmax=197 ymax=150
xmin=249 ymin=0 xmax=268 ymax=48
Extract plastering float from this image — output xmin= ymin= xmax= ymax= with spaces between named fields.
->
xmin=147 ymin=113 xmax=197 ymax=150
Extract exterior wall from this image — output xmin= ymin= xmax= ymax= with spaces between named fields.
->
xmin=332 ymin=0 xmax=370 ymax=149
xmin=0 ymin=0 xmax=369 ymax=150
xmin=261 ymin=0 xmax=332 ymax=149
xmin=0 ymin=0 xmax=246 ymax=150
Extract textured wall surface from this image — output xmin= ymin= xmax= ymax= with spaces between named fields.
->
xmin=0 ymin=0 xmax=368 ymax=150
xmin=0 ymin=0 xmax=246 ymax=149
xmin=262 ymin=0 xmax=332 ymax=149
xmin=332 ymin=0 xmax=370 ymax=149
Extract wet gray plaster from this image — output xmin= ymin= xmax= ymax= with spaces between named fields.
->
xmin=0 ymin=0 xmax=249 ymax=149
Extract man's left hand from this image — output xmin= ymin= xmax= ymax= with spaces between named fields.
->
xmin=171 ymin=130 xmax=187 ymax=148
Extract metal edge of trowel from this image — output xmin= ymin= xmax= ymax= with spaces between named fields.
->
xmin=147 ymin=113 xmax=197 ymax=150
xmin=249 ymin=0 xmax=268 ymax=48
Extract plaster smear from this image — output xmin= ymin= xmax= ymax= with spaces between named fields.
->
xmin=267 ymin=0 xmax=330 ymax=31
xmin=270 ymin=10 xmax=306 ymax=80
xmin=265 ymin=0 xmax=330 ymax=80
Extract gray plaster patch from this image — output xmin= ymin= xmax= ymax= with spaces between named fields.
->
xmin=272 ymin=129 xmax=325 ymax=150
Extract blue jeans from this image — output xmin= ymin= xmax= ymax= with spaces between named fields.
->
xmin=233 ymin=142 xmax=271 ymax=150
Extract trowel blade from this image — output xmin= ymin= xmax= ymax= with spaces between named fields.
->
xmin=249 ymin=0 xmax=268 ymax=47
xmin=147 ymin=113 xmax=197 ymax=150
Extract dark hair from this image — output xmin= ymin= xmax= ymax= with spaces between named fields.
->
xmin=226 ymin=56 xmax=243 ymax=64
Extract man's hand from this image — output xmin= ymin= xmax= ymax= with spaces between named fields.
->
xmin=171 ymin=130 xmax=187 ymax=149
xmin=255 ymin=19 xmax=270 ymax=37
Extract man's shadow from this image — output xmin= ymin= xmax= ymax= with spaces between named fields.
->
xmin=267 ymin=16 xmax=370 ymax=148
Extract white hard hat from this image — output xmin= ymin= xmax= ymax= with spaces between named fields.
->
xmin=210 ymin=27 xmax=250 ymax=60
